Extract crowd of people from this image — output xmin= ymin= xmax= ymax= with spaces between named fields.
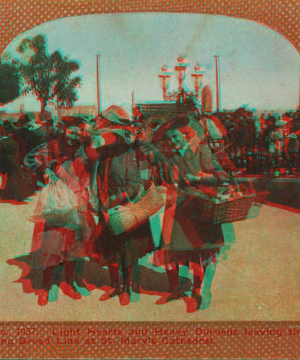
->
xmin=1 ymin=108 xmax=246 ymax=312
xmin=0 ymin=114 xmax=55 ymax=201
xmin=215 ymin=107 xmax=300 ymax=175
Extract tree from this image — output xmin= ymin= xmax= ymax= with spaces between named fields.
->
xmin=52 ymin=51 xmax=81 ymax=109
xmin=16 ymin=34 xmax=81 ymax=114
xmin=0 ymin=62 xmax=21 ymax=105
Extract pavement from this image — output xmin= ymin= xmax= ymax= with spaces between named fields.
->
xmin=0 ymin=192 xmax=299 ymax=321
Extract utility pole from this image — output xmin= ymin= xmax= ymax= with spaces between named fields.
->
xmin=132 ymin=90 xmax=135 ymax=110
xmin=96 ymin=54 xmax=101 ymax=116
xmin=218 ymin=55 xmax=221 ymax=111
xmin=214 ymin=55 xmax=220 ymax=112
xmin=298 ymin=60 xmax=300 ymax=109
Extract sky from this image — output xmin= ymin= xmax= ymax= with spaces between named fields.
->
xmin=2 ymin=12 xmax=300 ymax=114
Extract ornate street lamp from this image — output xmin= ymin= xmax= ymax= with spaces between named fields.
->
xmin=159 ymin=56 xmax=206 ymax=106
xmin=159 ymin=65 xmax=173 ymax=100
xmin=175 ymin=55 xmax=189 ymax=91
xmin=191 ymin=63 xmax=205 ymax=99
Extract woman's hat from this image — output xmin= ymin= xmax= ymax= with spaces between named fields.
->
xmin=151 ymin=115 xmax=190 ymax=143
xmin=102 ymin=104 xmax=132 ymax=124
xmin=60 ymin=116 xmax=86 ymax=128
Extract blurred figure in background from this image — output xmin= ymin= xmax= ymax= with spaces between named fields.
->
xmin=0 ymin=121 xmax=26 ymax=201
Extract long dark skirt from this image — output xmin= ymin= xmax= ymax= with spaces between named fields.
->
xmin=97 ymin=218 xmax=155 ymax=267
xmin=154 ymin=200 xmax=225 ymax=267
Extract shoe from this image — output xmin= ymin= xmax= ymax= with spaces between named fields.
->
xmin=61 ymin=282 xmax=82 ymax=300
xmin=48 ymin=285 xmax=59 ymax=303
xmin=37 ymin=290 xmax=49 ymax=306
xmin=130 ymin=288 xmax=140 ymax=303
xmin=156 ymin=290 xmax=185 ymax=305
xmin=132 ymin=282 xmax=141 ymax=294
xmin=130 ymin=292 xmax=140 ymax=303
xmin=74 ymin=282 xmax=91 ymax=297
xmin=99 ymin=287 xmax=122 ymax=301
xmin=124 ymin=285 xmax=131 ymax=298
xmin=187 ymin=297 xmax=198 ymax=313
xmin=119 ymin=291 xmax=130 ymax=306
xmin=191 ymin=289 xmax=202 ymax=310
xmin=200 ymin=290 xmax=212 ymax=310
xmin=124 ymin=285 xmax=140 ymax=303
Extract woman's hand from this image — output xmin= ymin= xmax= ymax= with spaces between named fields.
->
xmin=186 ymin=172 xmax=219 ymax=185
xmin=44 ymin=168 xmax=59 ymax=184
xmin=186 ymin=173 xmax=203 ymax=184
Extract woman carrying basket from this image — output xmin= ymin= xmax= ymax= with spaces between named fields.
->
xmin=153 ymin=115 xmax=233 ymax=312
xmin=96 ymin=128 xmax=155 ymax=305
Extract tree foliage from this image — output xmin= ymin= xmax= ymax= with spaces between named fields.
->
xmin=0 ymin=62 xmax=21 ymax=105
xmin=16 ymin=34 xmax=81 ymax=113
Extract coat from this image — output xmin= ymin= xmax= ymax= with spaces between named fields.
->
xmin=0 ymin=136 xmax=33 ymax=200
xmin=96 ymin=147 xmax=155 ymax=266
xmin=30 ymin=137 xmax=96 ymax=270
xmin=155 ymin=142 xmax=229 ymax=266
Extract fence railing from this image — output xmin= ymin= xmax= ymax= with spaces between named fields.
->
xmin=205 ymin=136 xmax=300 ymax=176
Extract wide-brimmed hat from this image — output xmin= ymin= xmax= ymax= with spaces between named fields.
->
xmin=151 ymin=115 xmax=190 ymax=143
xmin=89 ymin=131 xmax=136 ymax=161
xmin=60 ymin=116 xmax=86 ymax=128
xmin=96 ymin=116 xmax=134 ymax=131
xmin=102 ymin=104 xmax=132 ymax=124
xmin=93 ymin=117 xmax=136 ymax=146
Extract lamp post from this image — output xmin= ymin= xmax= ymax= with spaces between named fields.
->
xmin=191 ymin=62 xmax=205 ymax=99
xmin=159 ymin=65 xmax=173 ymax=100
xmin=175 ymin=55 xmax=189 ymax=91
xmin=159 ymin=56 xmax=205 ymax=107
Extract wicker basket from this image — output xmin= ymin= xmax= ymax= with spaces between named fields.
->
xmin=106 ymin=184 xmax=166 ymax=236
xmin=186 ymin=188 xmax=268 ymax=224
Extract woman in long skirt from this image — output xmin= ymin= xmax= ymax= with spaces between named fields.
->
xmin=96 ymin=130 xmax=155 ymax=305
xmin=29 ymin=117 xmax=97 ymax=306
xmin=153 ymin=115 xmax=232 ymax=312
